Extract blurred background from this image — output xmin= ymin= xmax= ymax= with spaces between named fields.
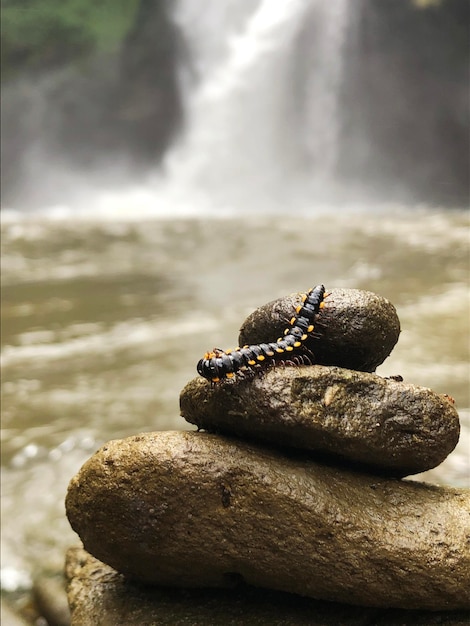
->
xmin=1 ymin=0 xmax=469 ymax=622
xmin=2 ymin=0 xmax=470 ymax=210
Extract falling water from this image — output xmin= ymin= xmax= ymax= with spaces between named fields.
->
xmin=295 ymin=0 xmax=351 ymax=181
xmin=2 ymin=0 xmax=467 ymax=214
xmin=163 ymin=0 xmax=353 ymax=211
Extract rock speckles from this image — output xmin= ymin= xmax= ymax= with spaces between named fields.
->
xmin=65 ymin=546 xmax=470 ymax=625
xmin=239 ymin=288 xmax=401 ymax=372
xmin=180 ymin=366 xmax=460 ymax=476
xmin=66 ymin=431 xmax=470 ymax=611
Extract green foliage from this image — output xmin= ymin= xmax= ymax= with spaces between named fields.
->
xmin=1 ymin=0 xmax=140 ymax=79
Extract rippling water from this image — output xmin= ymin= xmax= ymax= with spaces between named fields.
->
xmin=1 ymin=206 xmax=469 ymax=594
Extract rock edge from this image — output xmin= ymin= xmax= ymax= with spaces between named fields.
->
xmin=181 ymin=365 xmax=460 ymax=476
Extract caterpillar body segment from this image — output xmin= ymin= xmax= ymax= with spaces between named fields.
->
xmin=197 ymin=284 xmax=326 ymax=383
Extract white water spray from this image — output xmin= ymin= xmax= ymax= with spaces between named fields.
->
xmin=3 ymin=0 xmax=353 ymax=217
xmin=163 ymin=0 xmax=352 ymax=211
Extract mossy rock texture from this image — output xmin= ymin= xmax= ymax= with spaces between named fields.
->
xmin=65 ymin=547 xmax=470 ymax=626
xmin=238 ymin=288 xmax=401 ymax=372
xmin=65 ymin=431 xmax=470 ymax=610
xmin=181 ymin=366 xmax=459 ymax=476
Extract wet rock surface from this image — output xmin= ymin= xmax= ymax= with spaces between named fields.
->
xmin=65 ymin=286 xmax=469 ymax=619
xmin=238 ymin=288 xmax=401 ymax=372
xmin=65 ymin=430 xmax=470 ymax=611
xmin=181 ymin=365 xmax=460 ymax=476
xmin=65 ymin=546 xmax=470 ymax=626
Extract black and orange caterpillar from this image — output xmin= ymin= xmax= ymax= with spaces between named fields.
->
xmin=197 ymin=284 xmax=326 ymax=383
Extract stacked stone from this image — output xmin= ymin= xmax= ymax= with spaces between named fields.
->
xmin=65 ymin=288 xmax=470 ymax=621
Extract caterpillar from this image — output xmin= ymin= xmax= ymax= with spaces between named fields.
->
xmin=197 ymin=284 xmax=326 ymax=383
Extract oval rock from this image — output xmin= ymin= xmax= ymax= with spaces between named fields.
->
xmin=66 ymin=431 xmax=470 ymax=610
xmin=238 ymin=288 xmax=401 ymax=372
xmin=180 ymin=366 xmax=460 ymax=476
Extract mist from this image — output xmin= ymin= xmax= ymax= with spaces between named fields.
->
xmin=2 ymin=0 xmax=469 ymax=213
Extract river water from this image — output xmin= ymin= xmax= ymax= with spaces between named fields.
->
xmin=1 ymin=205 xmax=469 ymax=595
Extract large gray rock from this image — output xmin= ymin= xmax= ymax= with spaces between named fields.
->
xmin=238 ymin=288 xmax=401 ymax=372
xmin=181 ymin=366 xmax=460 ymax=476
xmin=65 ymin=546 xmax=470 ymax=626
xmin=65 ymin=431 xmax=470 ymax=610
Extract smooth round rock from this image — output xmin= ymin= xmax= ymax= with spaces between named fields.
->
xmin=180 ymin=366 xmax=460 ymax=477
xmin=238 ymin=288 xmax=401 ymax=372
xmin=66 ymin=431 xmax=470 ymax=610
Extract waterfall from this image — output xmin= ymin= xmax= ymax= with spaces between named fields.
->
xmin=2 ymin=1 xmax=468 ymax=214
xmin=295 ymin=0 xmax=351 ymax=182
xmin=163 ymin=0 xmax=353 ymax=211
